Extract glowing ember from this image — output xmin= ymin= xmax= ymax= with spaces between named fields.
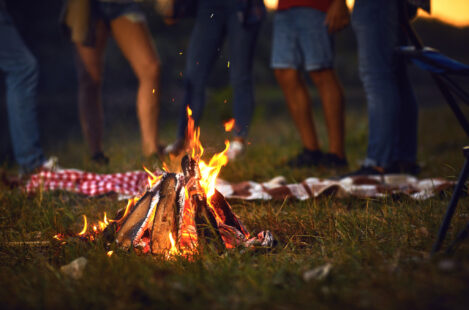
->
xmin=224 ymin=118 xmax=235 ymax=132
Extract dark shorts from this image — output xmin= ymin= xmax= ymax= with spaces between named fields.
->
xmin=271 ymin=7 xmax=334 ymax=71
xmin=95 ymin=0 xmax=146 ymax=24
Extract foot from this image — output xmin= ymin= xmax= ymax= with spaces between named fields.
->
xmin=163 ymin=138 xmax=186 ymax=156
xmin=40 ymin=156 xmax=60 ymax=172
xmin=91 ymin=152 xmax=109 ymax=166
xmin=227 ymin=140 xmax=245 ymax=160
xmin=286 ymin=148 xmax=323 ymax=168
xmin=5 ymin=156 xmax=60 ymax=188
xmin=321 ymin=153 xmax=348 ymax=168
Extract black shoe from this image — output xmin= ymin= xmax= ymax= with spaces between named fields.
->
xmin=385 ymin=161 xmax=420 ymax=176
xmin=91 ymin=152 xmax=109 ymax=165
xmin=286 ymin=149 xmax=323 ymax=168
xmin=339 ymin=165 xmax=385 ymax=179
xmin=322 ymin=153 xmax=348 ymax=168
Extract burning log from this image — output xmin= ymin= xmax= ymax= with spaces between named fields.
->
xmin=181 ymin=154 xmax=224 ymax=251
xmin=115 ymin=188 xmax=158 ymax=250
xmin=150 ymin=173 xmax=179 ymax=255
xmin=209 ymin=189 xmax=249 ymax=238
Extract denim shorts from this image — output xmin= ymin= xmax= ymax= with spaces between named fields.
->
xmin=271 ymin=7 xmax=334 ymax=71
xmin=95 ymin=1 xmax=146 ymax=24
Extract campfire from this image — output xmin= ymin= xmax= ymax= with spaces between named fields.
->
xmin=64 ymin=107 xmax=274 ymax=257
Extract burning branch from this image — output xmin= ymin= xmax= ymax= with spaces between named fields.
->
xmin=181 ymin=154 xmax=224 ymax=252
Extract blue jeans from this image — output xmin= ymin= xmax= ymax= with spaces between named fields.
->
xmin=0 ymin=10 xmax=45 ymax=172
xmin=177 ymin=0 xmax=261 ymax=139
xmin=352 ymin=0 xmax=418 ymax=168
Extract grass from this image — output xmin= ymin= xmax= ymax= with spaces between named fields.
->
xmin=1 ymin=102 xmax=469 ymax=310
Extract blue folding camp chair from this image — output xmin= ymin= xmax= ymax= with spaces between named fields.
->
xmin=397 ymin=5 xmax=469 ymax=255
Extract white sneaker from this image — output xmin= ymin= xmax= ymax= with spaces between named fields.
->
xmin=18 ymin=156 xmax=59 ymax=179
xmin=163 ymin=139 xmax=186 ymax=156
xmin=41 ymin=156 xmax=60 ymax=172
xmin=226 ymin=140 xmax=245 ymax=160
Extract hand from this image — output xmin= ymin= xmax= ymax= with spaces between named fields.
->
xmin=324 ymin=0 xmax=350 ymax=34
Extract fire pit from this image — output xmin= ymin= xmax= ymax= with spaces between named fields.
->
xmin=65 ymin=108 xmax=274 ymax=258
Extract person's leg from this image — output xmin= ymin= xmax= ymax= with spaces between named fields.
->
xmin=0 ymin=10 xmax=45 ymax=172
xmin=226 ymin=8 xmax=261 ymax=140
xmin=309 ymin=69 xmax=345 ymax=158
xmin=351 ymin=0 xmax=402 ymax=169
xmin=176 ymin=5 xmax=226 ymax=141
xmin=271 ymin=9 xmax=321 ymax=153
xmin=110 ymin=16 xmax=161 ymax=156
xmin=292 ymin=6 xmax=346 ymax=163
xmin=274 ymin=69 xmax=320 ymax=152
xmin=74 ymin=20 xmax=108 ymax=157
xmin=393 ymin=29 xmax=418 ymax=165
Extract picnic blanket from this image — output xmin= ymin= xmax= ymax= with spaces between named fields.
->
xmin=24 ymin=168 xmax=455 ymax=201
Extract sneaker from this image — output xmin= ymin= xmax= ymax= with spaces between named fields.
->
xmin=9 ymin=156 xmax=60 ymax=187
xmin=41 ymin=156 xmax=59 ymax=171
xmin=385 ymin=161 xmax=420 ymax=176
xmin=339 ymin=165 xmax=385 ymax=179
xmin=163 ymin=138 xmax=186 ymax=156
xmin=322 ymin=153 xmax=348 ymax=168
xmin=227 ymin=140 xmax=245 ymax=160
xmin=286 ymin=149 xmax=323 ymax=168
xmin=91 ymin=152 xmax=109 ymax=165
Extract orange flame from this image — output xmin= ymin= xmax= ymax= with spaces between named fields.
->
xmin=78 ymin=215 xmax=88 ymax=236
xmin=185 ymin=106 xmax=230 ymax=200
xmin=168 ymin=232 xmax=179 ymax=256
xmin=107 ymin=250 xmax=113 ymax=257
xmin=224 ymin=118 xmax=235 ymax=132
xmin=144 ymin=166 xmax=162 ymax=188
xmin=76 ymin=212 xmax=111 ymax=239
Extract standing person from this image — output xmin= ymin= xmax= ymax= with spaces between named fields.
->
xmin=345 ymin=0 xmax=425 ymax=176
xmin=0 ymin=2 xmax=54 ymax=175
xmin=272 ymin=0 xmax=350 ymax=168
xmin=62 ymin=0 xmax=162 ymax=164
xmin=164 ymin=0 xmax=266 ymax=160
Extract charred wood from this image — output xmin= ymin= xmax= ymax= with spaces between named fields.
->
xmin=210 ymin=189 xmax=249 ymax=238
xmin=115 ymin=190 xmax=155 ymax=249
xmin=181 ymin=155 xmax=224 ymax=251
xmin=151 ymin=173 xmax=179 ymax=254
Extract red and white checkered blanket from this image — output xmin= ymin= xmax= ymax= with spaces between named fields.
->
xmin=25 ymin=168 xmax=455 ymax=201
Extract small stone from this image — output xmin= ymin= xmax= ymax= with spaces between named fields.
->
xmin=60 ymin=257 xmax=87 ymax=280
xmin=303 ymin=263 xmax=332 ymax=282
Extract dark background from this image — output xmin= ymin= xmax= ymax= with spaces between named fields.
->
xmin=1 ymin=0 xmax=468 ymax=166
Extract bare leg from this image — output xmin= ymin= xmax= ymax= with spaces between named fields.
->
xmin=309 ymin=69 xmax=345 ymax=158
xmin=75 ymin=20 xmax=108 ymax=156
xmin=274 ymin=68 xmax=320 ymax=151
xmin=110 ymin=17 xmax=161 ymax=156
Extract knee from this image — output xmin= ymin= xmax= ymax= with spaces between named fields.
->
xmin=310 ymin=70 xmax=341 ymax=91
xmin=13 ymin=52 xmax=38 ymax=87
xmin=184 ymin=69 xmax=207 ymax=92
xmin=274 ymin=69 xmax=301 ymax=90
xmin=230 ymin=72 xmax=251 ymax=89
xmin=136 ymin=59 xmax=160 ymax=83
